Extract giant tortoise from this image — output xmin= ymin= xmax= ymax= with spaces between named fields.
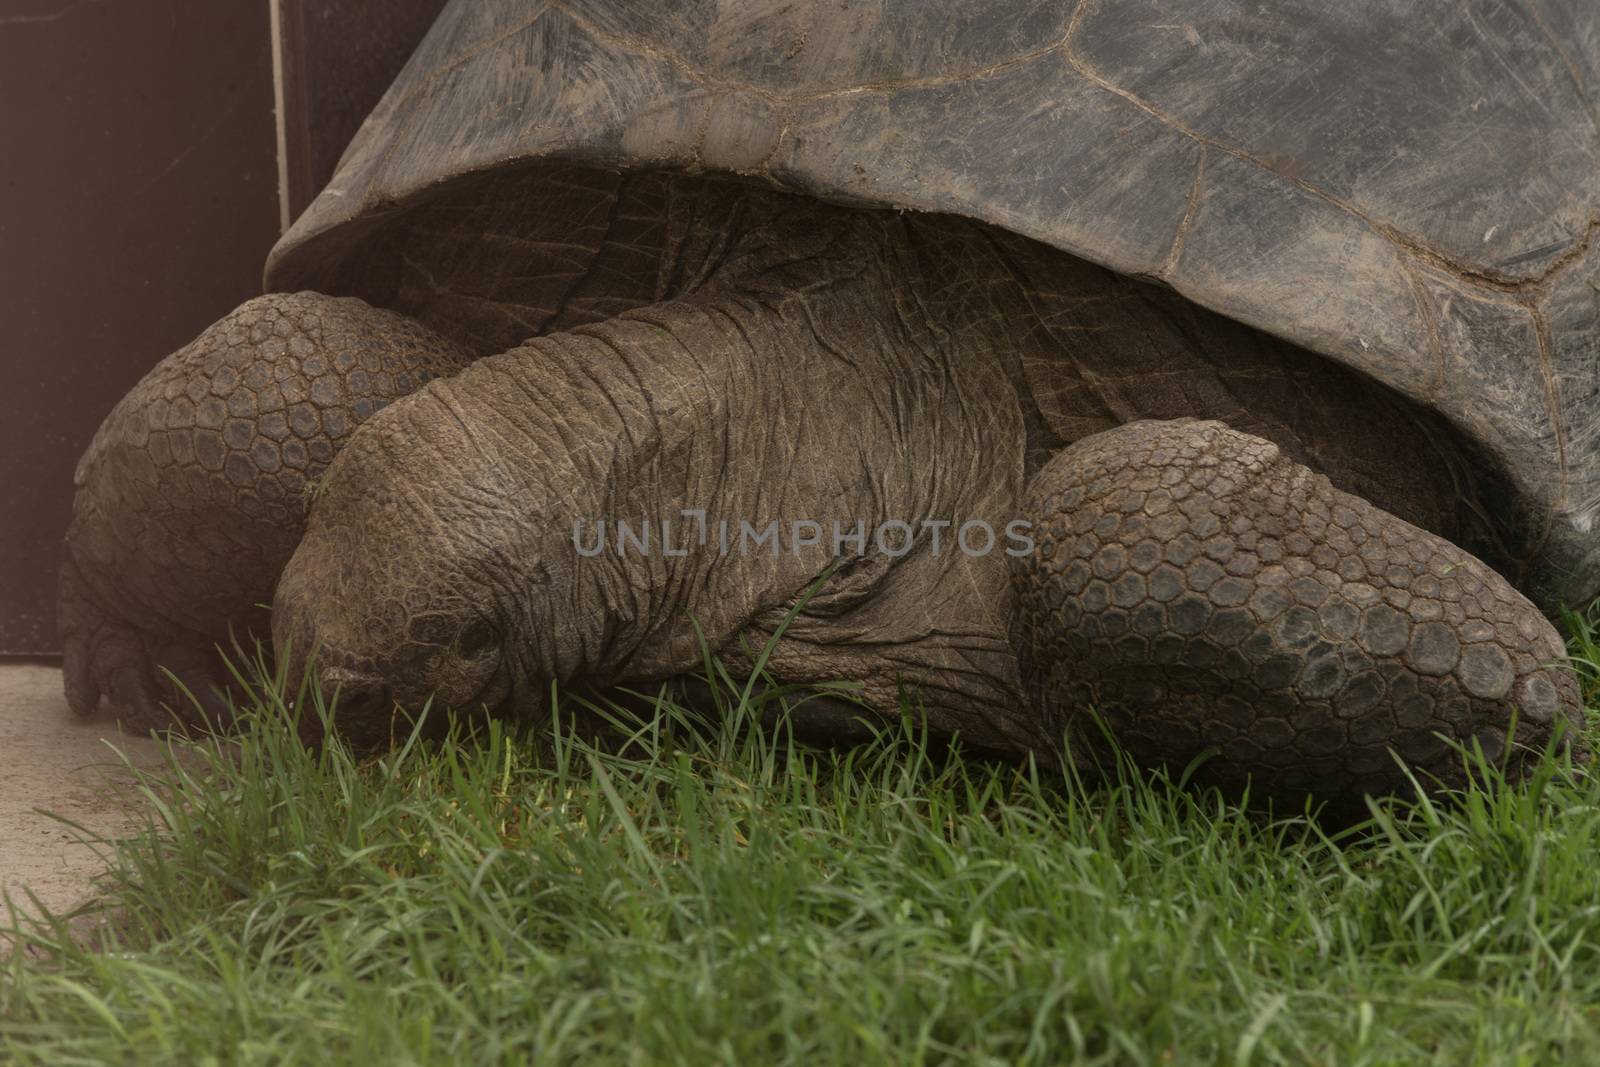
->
xmin=61 ymin=0 xmax=1600 ymax=804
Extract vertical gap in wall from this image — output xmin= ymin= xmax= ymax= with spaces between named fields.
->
xmin=269 ymin=0 xmax=292 ymax=234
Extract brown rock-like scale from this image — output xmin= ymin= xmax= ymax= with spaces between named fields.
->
xmin=1012 ymin=419 xmax=1584 ymax=803
xmin=60 ymin=292 xmax=471 ymax=724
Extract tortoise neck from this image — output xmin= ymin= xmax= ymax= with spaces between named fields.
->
xmin=413 ymin=214 xmax=1030 ymax=722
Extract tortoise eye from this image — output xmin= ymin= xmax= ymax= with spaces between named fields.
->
xmin=406 ymin=614 xmax=455 ymax=647
xmin=458 ymin=620 xmax=497 ymax=658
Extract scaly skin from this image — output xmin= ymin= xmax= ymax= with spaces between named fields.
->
xmin=61 ymin=293 xmax=471 ymax=726
xmin=1011 ymin=420 xmax=1585 ymax=804
xmin=70 ymin=180 xmax=1584 ymax=804
xmin=265 ymin=193 xmax=1584 ymax=799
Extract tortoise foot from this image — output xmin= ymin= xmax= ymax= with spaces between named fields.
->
xmin=60 ymin=554 xmax=236 ymax=729
xmin=1011 ymin=418 xmax=1585 ymax=804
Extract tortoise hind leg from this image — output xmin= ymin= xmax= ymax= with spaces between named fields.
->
xmin=1009 ymin=418 xmax=1584 ymax=805
xmin=61 ymin=292 xmax=472 ymax=727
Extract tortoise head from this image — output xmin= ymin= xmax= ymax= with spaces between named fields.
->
xmin=270 ymin=389 xmax=518 ymax=744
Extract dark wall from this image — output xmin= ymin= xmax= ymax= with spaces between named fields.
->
xmin=0 ymin=0 xmax=280 ymax=654
xmin=1 ymin=0 xmax=450 ymax=654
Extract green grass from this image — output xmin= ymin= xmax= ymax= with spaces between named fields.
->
xmin=5 ymin=617 xmax=1600 ymax=1066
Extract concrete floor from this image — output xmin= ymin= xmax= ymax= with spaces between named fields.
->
xmin=0 ymin=663 xmax=171 ymax=926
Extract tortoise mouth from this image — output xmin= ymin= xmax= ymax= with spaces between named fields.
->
xmin=304 ymin=650 xmax=514 ymax=740
xmin=317 ymin=666 xmax=392 ymax=729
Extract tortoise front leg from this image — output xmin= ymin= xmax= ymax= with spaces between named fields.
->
xmin=60 ymin=292 xmax=471 ymax=727
xmin=1009 ymin=418 xmax=1585 ymax=805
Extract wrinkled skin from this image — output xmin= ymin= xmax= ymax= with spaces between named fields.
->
xmin=67 ymin=175 xmax=1585 ymax=804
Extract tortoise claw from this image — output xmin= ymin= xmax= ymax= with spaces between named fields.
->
xmin=60 ymin=554 xmax=235 ymax=730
